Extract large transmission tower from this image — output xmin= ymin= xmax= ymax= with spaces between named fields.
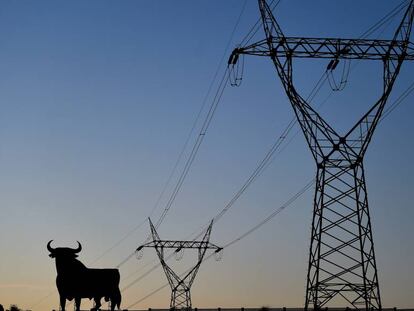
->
xmin=136 ymin=219 xmax=222 ymax=310
xmin=229 ymin=1 xmax=414 ymax=310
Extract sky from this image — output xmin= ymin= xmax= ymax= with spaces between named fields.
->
xmin=0 ymin=0 xmax=413 ymax=310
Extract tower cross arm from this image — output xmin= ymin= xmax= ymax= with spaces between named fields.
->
xmin=229 ymin=37 xmax=414 ymax=62
xmin=136 ymin=240 xmax=222 ymax=251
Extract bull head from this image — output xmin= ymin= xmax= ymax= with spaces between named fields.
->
xmin=47 ymin=240 xmax=82 ymax=258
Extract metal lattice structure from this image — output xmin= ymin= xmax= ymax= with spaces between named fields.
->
xmin=136 ymin=219 xmax=222 ymax=310
xmin=229 ymin=1 xmax=414 ymax=310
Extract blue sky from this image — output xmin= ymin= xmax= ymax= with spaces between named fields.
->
xmin=0 ymin=1 xmax=413 ymax=310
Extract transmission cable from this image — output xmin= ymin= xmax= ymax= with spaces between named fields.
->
xmin=359 ymin=0 xmax=409 ymax=40
xmin=381 ymin=79 xmax=414 ymax=120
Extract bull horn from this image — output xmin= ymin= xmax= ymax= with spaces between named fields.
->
xmin=73 ymin=241 xmax=82 ymax=253
xmin=47 ymin=240 xmax=55 ymax=252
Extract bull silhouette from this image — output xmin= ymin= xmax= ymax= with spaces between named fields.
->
xmin=47 ymin=240 xmax=121 ymax=311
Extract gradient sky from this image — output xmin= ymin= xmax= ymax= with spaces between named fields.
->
xmin=0 ymin=1 xmax=413 ymax=310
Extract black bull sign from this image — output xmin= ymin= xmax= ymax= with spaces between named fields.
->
xmin=47 ymin=240 xmax=121 ymax=311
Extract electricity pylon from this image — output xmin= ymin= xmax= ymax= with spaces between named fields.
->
xmin=136 ymin=219 xmax=222 ymax=310
xmin=229 ymin=1 xmax=414 ymax=310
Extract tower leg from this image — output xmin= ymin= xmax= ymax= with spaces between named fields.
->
xmin=170 ymin=285 xmax=191 ymax=311
xmin=305 ymin=162 xmax=381 ymax=310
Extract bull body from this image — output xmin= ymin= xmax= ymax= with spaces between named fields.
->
xmin=48 ymin=240 xmax=121 ymax=311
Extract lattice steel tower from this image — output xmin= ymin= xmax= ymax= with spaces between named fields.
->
xmin=136 ymin=219 xmax=222 ymax=310
xmin=229 ymin=1 xmax=414 ymax=310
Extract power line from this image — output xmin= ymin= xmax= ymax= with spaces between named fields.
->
xmin=359 ymin=0 xmax=409 ymax=40
xmin=381 ymin=80 xmax=414 ymax=120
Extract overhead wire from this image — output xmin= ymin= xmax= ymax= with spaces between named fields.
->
xmin=381 ymin=79 xmax=414 ymax=120
xmin=359 ymin=0 xmax=409 ymax=39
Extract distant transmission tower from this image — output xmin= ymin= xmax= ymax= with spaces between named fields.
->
xmin=136 ymin=219 xmax=222 ymax=310
xmin=229 ymin=1 xmax=414 ymax=310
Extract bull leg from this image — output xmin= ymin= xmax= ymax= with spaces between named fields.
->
xmin=74 ymin=297 xmax=81 ymax=311
xmin=109 ymin=297 xmax=114 ymax=311
xmin=112 ymin=289 xmax=121 ymax=310
xmin=60 ymin=295 xmax=66 ymax=311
